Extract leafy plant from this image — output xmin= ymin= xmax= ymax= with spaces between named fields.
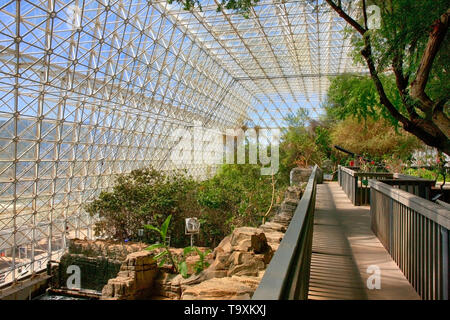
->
xmin=145 ymin=215 xmax=213 ymax=278
xmin=145 ymin=215 xmax=180 ymax=273
xmin=330 ymin=116 xmax=421 ymax=161
xmin=183 ymin=246 xmax=212 ymax=275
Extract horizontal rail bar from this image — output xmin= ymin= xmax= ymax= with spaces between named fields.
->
xmin=252 ymin=166 xmax=318 ymax=300
xmin=338 ymin=166 xmax=437 ymax=205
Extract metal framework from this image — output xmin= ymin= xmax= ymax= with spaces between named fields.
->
xmin=0 ymin=0 xmax=366 ymax=286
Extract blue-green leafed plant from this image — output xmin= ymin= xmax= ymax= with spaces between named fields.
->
xmin=145 ymin=215 xmax=179 ymax=273
xmin=183 ymin=246 xmax=212 ymax=275
xmin=144 ymin=215 xmax=209 ymax=278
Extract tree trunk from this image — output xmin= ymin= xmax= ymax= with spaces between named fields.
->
xmin=326 ymin=0 xmax=450 ymax=155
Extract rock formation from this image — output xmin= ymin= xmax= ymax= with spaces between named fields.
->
xmin=101 ymin=251 xmax=158 ymax=300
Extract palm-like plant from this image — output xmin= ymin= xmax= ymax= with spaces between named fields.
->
xmin=145 ymin=215 xmax=179 ymax=273
xmin=145 ymin=214 xmax=212 ymax=278
xmin=183 ymin=246 xmax=212 ymax=275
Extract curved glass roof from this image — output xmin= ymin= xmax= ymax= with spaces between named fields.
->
xmin=0 ymin=0 xmax=366 ymax=285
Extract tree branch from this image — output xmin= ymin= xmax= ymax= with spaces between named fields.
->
xmin=432 ymin=98 xmax=450 ymax=138
xmin=360 ymin=39 xmax=409 ymax=126
xmin=362 ymin=0 xmax=369 ymax=30
xmin=392 ymin=50 xmax=419 ymax=119
xmin=410 ymin=8 xmax=450 ymax=111
xmin=325 ymin=0 xmax=367 ymax=35
xmin=326 ymin=1 xmax=450 ymax=153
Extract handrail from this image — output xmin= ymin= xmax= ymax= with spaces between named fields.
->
xmin=338 ymin=165 xmax=436 ymax=205
xmin=370 ymin=180 xmax=450 ymax=229
xmin=370 ymin=179 xmax=450 ymax=300
xmin=252 ymin=165 xmax=318 ymax=300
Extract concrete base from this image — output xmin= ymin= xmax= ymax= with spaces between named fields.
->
xmin=0 ymin=272 xmax=50 ymax=300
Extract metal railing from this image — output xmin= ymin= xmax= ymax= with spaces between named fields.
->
xmin=338 ymin=166 xmax=435 ymax=205
xmin=380 ymin=174 xmax=436 ymax=200
xmin=252 ymin=166 xmax=318 ymax=300
xmin=370 ymin=180 xmax=449 ymax=300
xmin=338 ymin=165 xmax=393 ymax=205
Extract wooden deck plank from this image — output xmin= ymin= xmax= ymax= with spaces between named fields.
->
xmin=308 ymin=182 xmax=420 ymax=300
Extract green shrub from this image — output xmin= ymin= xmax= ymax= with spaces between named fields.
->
xmin=86 ymin=164 xmax=288 ymax=248
xmin=403 ymin=168 xmax=444 ymax=182
xmin=85 ymin=167 xmax=199 ymax=245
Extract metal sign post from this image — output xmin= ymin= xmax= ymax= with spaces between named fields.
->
xmin=185 ymin=218 xmax=200 ymax=247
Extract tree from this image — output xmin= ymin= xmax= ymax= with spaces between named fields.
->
xmin=324 ymin=74 xmax=404 ymax=127
xmin=323 ymin=0 xmax=450 ymax=155
xmin=85 ymin=167 xmax=199 ymax=243
xmin=279 ymin=108 xmax=325 ymax=173
xmin=330 ymin=117 xmax=421 ymax=161
xmin=168 ymin=0 xmax=450 ymax=155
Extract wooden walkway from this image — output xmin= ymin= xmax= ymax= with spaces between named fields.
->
xmin=308 ymin=182 xmax=420 ymax=300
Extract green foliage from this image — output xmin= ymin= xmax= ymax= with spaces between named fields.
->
xmin=183 ymin=246 xmax=212 ymax=275
xmin=145 ymin=215 xmax=180 ymax=272
xmin=197 ymin=163 xmax=286 ymax=243
xmin=353 ymin=0 xmax=450 ymax=103
xmin=85 ymin=167 xmax=200 ymax=244
xmin=86 ymin=161 xmax=287 ymax=249
xmin=279 ymin=108 xmax=326 ymax=177
xmin=330 ymin=117 xmax=421 ymax=162
xmin=165 ymin=0 xmax=261 ymax=18
xmin=325 ymin=74 xmax=404 ymax=127
xmin=314 ymin=126 xmax=332 ymax=158
xmin=145 ymin=216 xmax=213 ymax=277
xmin=403 ymin=168 xmax=444 ymax=182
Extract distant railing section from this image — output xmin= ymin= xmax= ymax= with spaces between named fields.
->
xmin=381 ymin=174 xmax=436 ymax=201
xmin=370 ymin=180 xmax=449 ymax=300
xmin=338 ymin=166 xmax=393 ymax=205
xmin=252 ymin=166 xmax=319 ymax=300
xmin=338 ymin=166 xmax=435 ymax=205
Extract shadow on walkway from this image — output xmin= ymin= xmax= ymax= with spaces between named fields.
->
xmin=308 ymin=182 xmax=420 ymax=300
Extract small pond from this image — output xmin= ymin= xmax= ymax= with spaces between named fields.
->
xmin=34 ymin=292 xmax=90 ymax=300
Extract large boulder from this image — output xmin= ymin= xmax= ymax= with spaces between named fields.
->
xmin=181 ymin=274 xmax=264 ymax=300
xmin=290 ymin=168 xmax=313 ymax=185
xmin=272 ymin=212 xmax=293 ymax=228
xmin=229 ymin=227 xmax=266 ymax=252
xmin=260 ymin=221 xmax=286 ymax=233
xmin=262 ymin=230 xmax=284 ymax=251
xmin=285 ymin=185 xmax=303 ymax=201
xmin=152 ymin=273 xmax=184 ymax=299
xmin=179 ymin=227 xmax=274 ymax=290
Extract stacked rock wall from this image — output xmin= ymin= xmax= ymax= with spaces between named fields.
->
xmin=68 ymin=239 xmax=147 ymax=261
xmin=101 ymin=251 xmax=158 ymax=300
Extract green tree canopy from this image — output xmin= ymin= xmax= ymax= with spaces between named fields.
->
xmin=325 ymin=0 xmax=449 ymax=154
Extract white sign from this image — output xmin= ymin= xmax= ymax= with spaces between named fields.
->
xmin=185 ymin=218 xmax=200 ymax=235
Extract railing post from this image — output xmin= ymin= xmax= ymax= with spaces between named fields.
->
xmin=353 ymin=175 xmax=358 ymax=205
xmin=389 ymin=197 xmax=393 ymax=252
xmin=338 ymin=165 xmax=341 ymax=186
xmin=441 ymin=227 xmax=448 ymax=300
